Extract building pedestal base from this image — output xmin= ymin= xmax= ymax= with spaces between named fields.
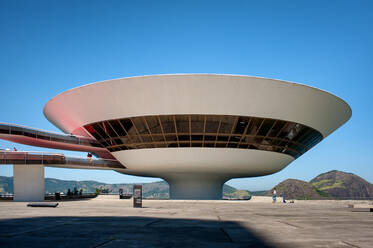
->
xmin=13 ymin=164 xmax=44 ymax=202
xmin=166 ymin=175 xmax=227 ymax=200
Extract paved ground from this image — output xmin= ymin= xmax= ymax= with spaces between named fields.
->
xmin=0 ymin=195 xmax=372 ymax=248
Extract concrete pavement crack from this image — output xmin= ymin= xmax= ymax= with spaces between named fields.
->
xmin=144 ymin=219 xmax=162 ymax=227
xmin=220 ymin=227 xmax=233 ymax=243
xmin=342 ymin=241 xmax=361 ymax=248
xmin=92 ymin=238 xmax=114 ymax=248
xmin=277 ymin=221 xmax=300 ymax=229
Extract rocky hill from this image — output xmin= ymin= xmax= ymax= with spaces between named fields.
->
xmin=267 ymin=170 xmax=373 ymax=200
xmin=265 ymin=179 xmax=327 ymax=200
xmin=310 ymin=170 xmax=373 ymax=199
xmin=0 ymin=176 xmax=246 ymax=199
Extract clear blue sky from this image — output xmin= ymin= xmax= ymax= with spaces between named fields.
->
xmin=0 ymin=0 xmax=372 ymax=191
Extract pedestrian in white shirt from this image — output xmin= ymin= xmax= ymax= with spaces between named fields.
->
xmin=272 ymin=188 xmax=277 ymax=203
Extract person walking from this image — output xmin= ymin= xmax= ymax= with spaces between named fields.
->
xmin=272 ymin=187 xmax=277 ymax=203
xmin=87 ymin=152 xmax=93 ymax=163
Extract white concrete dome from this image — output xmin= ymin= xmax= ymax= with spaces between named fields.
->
xmin=43 ymin=74 xmax=351 ymax=199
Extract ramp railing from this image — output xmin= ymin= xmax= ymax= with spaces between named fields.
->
xmin=0 ymin=151 xmax=124 ymax=169
xmin=0 ymin=123 xmax=102 ymax=148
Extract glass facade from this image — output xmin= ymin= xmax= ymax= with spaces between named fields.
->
xmin=83 ymin=115 xmax=323 ymax=159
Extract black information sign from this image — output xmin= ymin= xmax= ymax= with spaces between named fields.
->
xmin=119 ymin=188 xmax=123 ymax=199
xmin=133 ymin=185 xmax=142 ymax=208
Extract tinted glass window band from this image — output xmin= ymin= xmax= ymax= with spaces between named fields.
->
xmin=83 ymin=114 xmax=323 ymax=159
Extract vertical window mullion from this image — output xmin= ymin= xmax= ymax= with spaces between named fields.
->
xmin=189 ymin=115 xmax=192 ymax=147
xmin=130 ymin=118 xmax=144 ymax=144
xmin=202 ymin=115 xmax=206 ymax=147
xmin=157 ymin=115 xmax=167 ymax=144
xmin=143 ymin=116 xmax=155 ymax=144
xmin=236 ymin=118 xmax=252 ymax=148
xmin=173 ymin=115 xmax=180 ymax=147
xmin=214 ymin=117 xmax=222 ymax=147
xmin=105 ymin=121 xmax=120 ymax=146
xmin=226 ymin=116 xmax=238 ymax=148
xmin=117 ymin=119 xmax=134 ymax=144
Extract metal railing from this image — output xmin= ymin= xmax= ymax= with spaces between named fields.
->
xmin=0 ymin=123 xmax=102 ymax=148
xmin=0 ymin=150 xmax=124 ymax=169
xmin=0 ymin=150 xmax=64 ymax=164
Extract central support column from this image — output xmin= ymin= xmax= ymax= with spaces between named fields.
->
xmin=165 ymin=175 xmax=227 ymax=200
xmin=13 ymin=164 xmax=44 ymax=202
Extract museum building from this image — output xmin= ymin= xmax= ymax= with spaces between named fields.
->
xmin=0 ymin=74 xmax=351 ymax=200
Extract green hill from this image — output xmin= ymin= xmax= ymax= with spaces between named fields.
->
xmin=310 ymin=170 xmax=373 ymax=199
xmin=250 ymin=190 xmax=267 ymax=196
xmin=266 ymin=170 xmax=373 ymax=200
xmin=266 ymin=179 xmax=327 ymax=200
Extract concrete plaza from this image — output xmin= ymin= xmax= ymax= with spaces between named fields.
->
xmin=0 ymin=195 xmax=372 ymax=247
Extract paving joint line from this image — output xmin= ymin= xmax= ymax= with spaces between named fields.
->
xmin=342 ymin=241 xmax=361 ymax=248
xmin=277 ymin=221 xmax=300 ymax=229
xmin=144 ymin=219 xmax=162 ymax=227
xmin=92 ymin=238 xmax=114 ymax=248
xmin=219 ymin=227 xmax=233 ymax=243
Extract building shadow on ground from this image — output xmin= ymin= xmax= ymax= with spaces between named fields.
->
xmin=0 ymin=216 xmax=274 ymax=248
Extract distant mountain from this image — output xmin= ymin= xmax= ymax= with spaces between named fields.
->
xmin=45 ymin=178 xmax=170 ymax=198
xmin=250 ymin=191 xmax=267 ymax=196
xmin=266 ymin=170 xmax=373 ymax=200
xmin=310 ymin=170 xmax=373 ymax=199
xmin=224 ymin=189 xmax=251 ymax=199
xmin=0 ymin=176 xmax=245 ymax=199
xmin=0 ymin=176 xmax=12 ymax=194
xmin=222 ymin=184 xmax=236 ymax=194
xmin=223 ymin=184 xmax=250 ymax=199
xmin=45 ymin=178 xmax=110 ymax=194
xmin=265 ymin=179 xmax=327 ymax=200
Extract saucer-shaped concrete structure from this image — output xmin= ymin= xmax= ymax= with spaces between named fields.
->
xmin=42 ymin=74 xmax=351 ymax=199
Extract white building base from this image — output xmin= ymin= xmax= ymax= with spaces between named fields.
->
xmin=113 ymin=148 xmax=295 ymax=200
xmin=13 ymin=164 xmax=44 ymax=202
xmin=166 ymin=175 xmax=226 ymax=200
